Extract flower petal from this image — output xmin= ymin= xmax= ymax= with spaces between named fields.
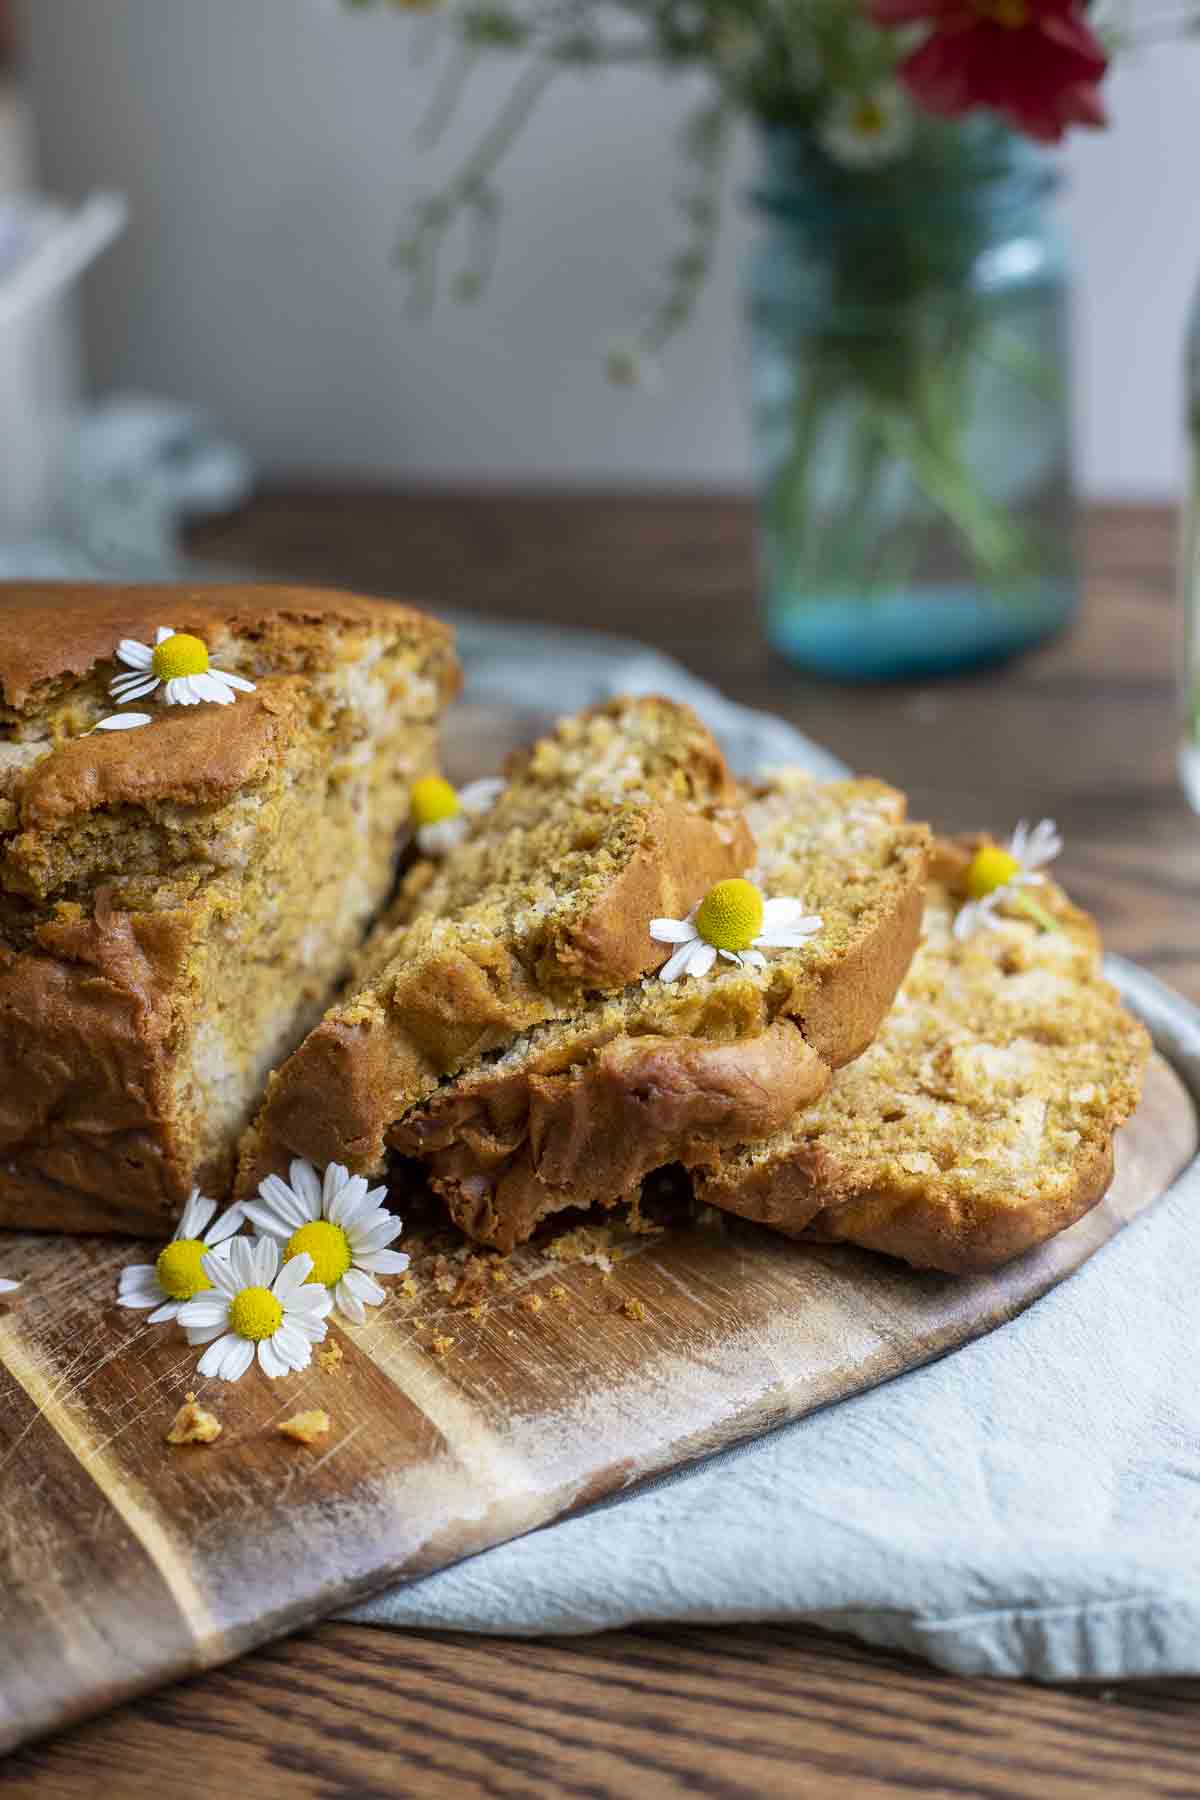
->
xmin=289 ymin=1159 xmax=323 ymax=1217
xmin=164 ymin=675 xmax=199 ymax=706
xmin=213 ymin=668 xmax=256 ymax=693
xmin=354 ymin=1247 xmax=411 ymax=1276
xmin=333 ymin=1280 xmax=366 ymax=1325
xmin=155 ymin=626 xmax=176 ymax=644
xmin=146 ymin=1299 xmax=182 ymax=1324
xmin=253 ymin=1237 xmax=281 ymax=1287
xmin=203 ymin=1249 xmax=242 ymax=1297
xmin=176 ymin=1297 xmax=227 ymax=1329
xmin=256 ymin=1173 xmax=312 ymax=1230
xmin=659 ymin=941 xmax=696 ymax=983
xmin=93 ymin=712 xmax=152 ymax=731
xmin=416 ymin=816 xmax=468 ymax=857
xmin=257 ymin=1335 xmax=290 ymax=1379
xmin=110 ymin=675 xmax=158 ymax=700
xmin=226 ymin=1237 xmax=257 ymax=1291
xmin=342 ymin=1266 xmax=386 ymax=1307
xmin=219 ymin=1337 xmax=256 ymax=1382
xmin=240 ymin=1201 xmax=293 ymax=1243
xmin=116 ymin=637 xmax=154 ymax=668
xmin=185 ymin=1321 xmax=227 ymax=1346
xmin=206 ymin=1203 xmax=245 ymax=1246
xmin=760 ymin=897 xmax=809 ymax=931
xmin=689 ymin=942 xmax=717 ymax=978
xmin=649 ymin=918 xmax=696 ymax=944
xmin=272 ymin=1253 xmax=313 ymax=1303
xmin=196 ymin=1331 xmax=240 ymax=1377
xmin=177 ymin=1190 xmax=217 ymax=1242
xmin=193 ymin=671 xmax=236 ymax=705
xmin=459 ymin=776 xmax=504 ymax=815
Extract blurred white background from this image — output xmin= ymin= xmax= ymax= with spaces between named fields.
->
xmin=17 ymin=0 xmax=1200 ymax=497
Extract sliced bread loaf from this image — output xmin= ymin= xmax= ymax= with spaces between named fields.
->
xmin=387 ymin=770 xmax=929 ymax=1249
xmin=691 ymin=839 xmax=1150 ymax=1271
xmin=238 ymin=698 xmax=756 ymax=1188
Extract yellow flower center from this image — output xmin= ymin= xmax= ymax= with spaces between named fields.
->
xmin=966 ymin=844 xmax=1021 ymax=900
xmin=229 ymin=1285 xmax=284 ymax=1342
xmin=284 ymin=1219 xmax=352 ymax=1286
xmin=853 ymin=100 xmax=887 ymax=137
xmin=975 ymin=0 xmax=1028 ymax=25
xmin=694 ymin=878 xmax=765 ymax=954
xmin=152 ymin=632 xmax=210 ymax=681
xmin=410 ymin=775 xmax=460 ymax=828
xmin=155 ymin=1238 xmax=212 ymax=1301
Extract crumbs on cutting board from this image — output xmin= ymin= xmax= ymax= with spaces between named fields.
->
xmin=620 ymin=1297 xmax=648 ymax=1323
xmin=519 ymin=1293 xmax=544 ymax=1315
xmin=428 ymin=1333 xmax=456 ymax=1358
xmin=316 ymin=1340 xmax=344 ymax=1374
xmin=277 ymin=1410 xmax=331 ymax=1447
xmin=165 ymin=1394 xmax=221 ymax=1446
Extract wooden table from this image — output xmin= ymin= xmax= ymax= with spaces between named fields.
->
xmin=3 ymin=496 xmax=1197 ymax=1798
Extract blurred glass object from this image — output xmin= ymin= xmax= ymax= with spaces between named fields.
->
xmin=0 ymin=190 xmax=125 ymax=539
xmin=745 ymin=124 xmax=1079 ymax=681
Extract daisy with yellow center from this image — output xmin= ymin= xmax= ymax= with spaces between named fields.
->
xmin=106 ymin=625 xmax=257 ymax=719
xmin=650 ymin=877 xmax=823 ymax=982
xmin=410 ymin=774 xmax=505 ymax=857
xmin=177 ymin=1236 xmax=333 ymax=1381
xmin=817 ymin=82 xmax=913 ymax=170
xmin=954 ymin=818 xmax=1063 ymax=941
xmin=242 ymin=1157 xmax=410 ymax=1325
xmin=117 ymin=1189 xmax=244 ymax=1324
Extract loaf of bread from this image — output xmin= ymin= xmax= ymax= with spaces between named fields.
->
xmin=691 ymin=839 xmax=1151 ymax=1271
xmin=0 ymin=583 xmax=458 ymax=1234
xmin=238 ymin=697 xmax=759 ymax=1192
xmin=386 ymin=769 xmax=929 ymax=1250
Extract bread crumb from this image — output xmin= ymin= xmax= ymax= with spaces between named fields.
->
xmin=519 ymin=1293 xmax=544 ymax=1315
xmin=434 ymin=1273 xmax=456 ymax=1295
xmin=543 ymin=1224 xmax=614 ymax=1272
xmin=429 ymin=1333 xmax=455 ymax=1357
xmin=400 ymin=1274 xmax=419 ymax=1298
xmin=548 ymin=1284 xmax=568 ymax=1304
xmin=316 ymin=1340 xmax=344 ymax=1373
xmin=466 ymin=1302 xmax=488 ymax=1321
xmin=166 ymin=1398 xmax=221 ymax=1446
xmin=620 ymin=1297 xmax=647 ymax=1323
xmin=489 ymin=1265 xmax=510 ymax=1286
xmin=277 ymin=1409 xmax=332 ymax=1446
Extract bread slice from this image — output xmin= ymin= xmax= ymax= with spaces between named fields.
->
xmin=0 ymin=582 xmax=458 ymax=1234
xmin=238 ymin=698 xmax=758 ymax=1190
xmin=691 ymin=839 xmax=1151 ymax=1272
xmin=386 ymin=770 xmax=929 ymax=1250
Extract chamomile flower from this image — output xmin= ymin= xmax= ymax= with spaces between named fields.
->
xmin=817 ymin=83 xmax=913 ymax=171
xmin=650 ymin=877 xmax=822 ymax=982
xmin=410 ymin=775 xmax=504 ymax=857
xmin=178 ymin=1236 xmax=332 ymax=1381
xmin=242 ymin=1157 xmax=410 ymax=1325
xmin=117 ymin=1190 xmax=245 ymax=1323
xmin=109 ymin=626 xmax=256 ymax=711
xmin=954 ymin=818 xmax=1063 ymax=941
xmin=0 ymin=1277 xmax=20 ymax=1295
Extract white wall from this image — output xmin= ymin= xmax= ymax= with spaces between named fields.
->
xmin=20 ymin=0 xmax=1200 ymax=497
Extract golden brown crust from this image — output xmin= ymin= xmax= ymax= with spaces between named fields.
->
xmin=0 ymin=907 xmax=200 ymax=1229
xmin=15 ymin=679 xmax=306 ymax=830
xmin=0 ymin=582 xmax=456 ymax=713
xmin=405 ymin=1023 xmax=829 ymax=1252
xmin=798 ymin=1137 xmax=1117 ymax=1272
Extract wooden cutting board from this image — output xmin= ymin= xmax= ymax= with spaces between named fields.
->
xmin=0 ymin=708 xmax=1195 ymax=1754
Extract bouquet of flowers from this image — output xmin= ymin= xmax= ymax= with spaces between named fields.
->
xmin=347 ymin=0 xmax=1196 ymax=675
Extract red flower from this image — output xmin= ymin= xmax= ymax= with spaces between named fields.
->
xmin=871 ymin=0 xmax=1109 ymax=143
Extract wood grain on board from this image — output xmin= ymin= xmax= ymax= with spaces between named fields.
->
xmin=0 ymin=1018 xmax=1192 ymax=1755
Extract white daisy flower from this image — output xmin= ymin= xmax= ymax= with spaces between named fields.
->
xmin=241 ymin=1157 xmax=410 ymax=1325
xmin=954 ymin=818 xmax=1063 ymax=941
xmin=411 ymin=775 xmax=505 ymax=858
xmin=0 ymin=1277 xmax=20 ymax=1295
xmin=650 ymin=877 xmax=822 ymax=983
xmin=117 ymin=1189 xmax=245 ymax=1324
xmin=178 ymin=1236 xmax=333 ymax=1382
xmin=109 ymin=626 xmax=256 ymax=712
xmin=91 ymin=712 xmax=154 ymax=733
xmin=817 ymin=83 xmax=913 ymax=171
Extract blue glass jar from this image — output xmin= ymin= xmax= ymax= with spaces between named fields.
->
xmin=745 ymin=121 xmax=1079 ymax=680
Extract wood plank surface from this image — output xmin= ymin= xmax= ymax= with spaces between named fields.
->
xmin=1 ymin=497 xmax=1196 ymax=1796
